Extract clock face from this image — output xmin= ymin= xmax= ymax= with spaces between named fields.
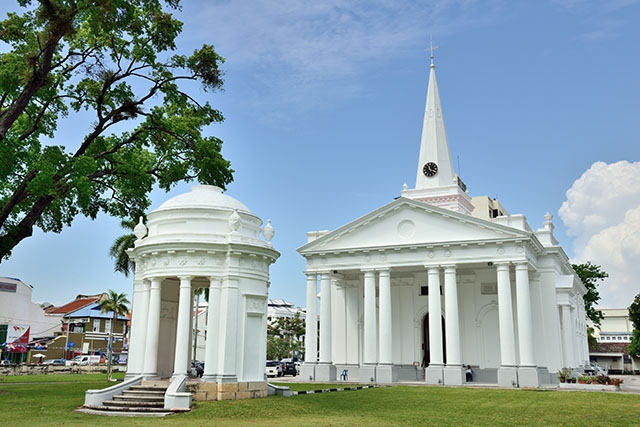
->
xmin=423 ymin=162 xmax=438 ymax=177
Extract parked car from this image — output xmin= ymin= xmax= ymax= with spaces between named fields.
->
xmin=42 ymin=358 xmax=66 ymax=366
xmin=280 ymin=358 xmax=298 ymax=377
xmin=67 ymin=355 xmax=101 ymax=366
xmin=265 ymin=360 xmax=282 ymax=378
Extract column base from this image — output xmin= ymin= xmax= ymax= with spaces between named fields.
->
xmin=300 ymin=363 xmax=316 ymax=382
xmin=518 ymin=366 xmax=539 ymax=388
xmin=200 ymin=374 xmax=238 ymax=383
xmin=142 ymin=373 xmax=160 ymax=380
xmin=498 ymin=366 xmax=518 ymax=387
xmin=375 ymin=364 xmax=395 ymax=383
xmin=426 ymin=364 xmax=444 ymax=385
xmin=315 ymin=363 xmax=336 ymax=381
xmin=360 ymin=364 xmax=377 ymax=383
xmin=444 ymin=365 xmax=464 ymax=385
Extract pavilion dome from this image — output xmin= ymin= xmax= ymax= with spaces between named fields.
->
xmin=136 ymin=185 xmax=270 ymax=248
xmin=156 ymin=185 xmax=251 ymax=213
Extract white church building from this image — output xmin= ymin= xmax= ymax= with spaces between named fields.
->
xmin=298 ymin=54 xmax=588 ymax=388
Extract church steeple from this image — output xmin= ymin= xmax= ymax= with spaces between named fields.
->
xmin=402 ymin=47 xmax=474 ymax=215
xmin=414 ymin=48 xmax=456 ymax=190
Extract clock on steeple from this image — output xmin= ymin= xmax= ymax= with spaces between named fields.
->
xmin=422 ymin=162 xmax=438 ymax=177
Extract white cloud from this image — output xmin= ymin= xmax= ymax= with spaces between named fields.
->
xmin=559 ymin=161 xmax=640 ymax=308
xmin=181 ymin=0 xmax=506 ymax=108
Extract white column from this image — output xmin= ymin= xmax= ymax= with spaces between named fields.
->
xmin=496 ymin=263 xmax=518 ymax=387
xmin=304 ymin=273 xmax=318 ymax=364
xmin=561 ymin=304 xmax=574 ymax=367
xmin=143 ymin=277 xmax=163 ymax=377
xmin=316 ymin=272 xmax=336 ymax=381
xmin=443 ymin=265 xmax=464 ymax=385
xmin=428 ymin=267 xmax=443 ymax=365
xmin=444 ymin=266 xmax=461 ymax=366
xmin=202 ymin=277 xmax=221 ymax=381
xmin=173 ymin=276 xmax=192 ymax=378
xmin=363 ymin=270 xmax=377 ymax=365
xmin=126 ymin=279 xmax=150 ymax=377
xmin=496 ymin=263 xmax=516 ymax=366
xmin=515 ymin=263 xmax=535 ymax=367
xmin=319 ymin=273 xmax=333 ymax=364
xmin=217 ymin=276 xmax=239 ymax=382
xmin=426 ymin=267 xmax=444 ymax=385
xmin=378 ymin=270 xmax=392 ymax=365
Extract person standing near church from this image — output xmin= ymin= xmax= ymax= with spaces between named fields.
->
xmin=466 ymin=365 xmax=473 ymax=382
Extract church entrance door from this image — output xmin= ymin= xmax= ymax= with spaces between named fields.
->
xmin=422 ymin=314 xmax=446 ymax=366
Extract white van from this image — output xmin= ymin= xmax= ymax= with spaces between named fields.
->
xmin=67 ymin=355 xmax=101 ymax=366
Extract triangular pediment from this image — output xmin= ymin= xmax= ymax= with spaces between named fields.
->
xmin=298 ymin=197 xmax=530 ymax=254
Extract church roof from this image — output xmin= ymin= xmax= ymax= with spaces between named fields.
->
xmin=298 ymin=196 xmax=534 ymax=255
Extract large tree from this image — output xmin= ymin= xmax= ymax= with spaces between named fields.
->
xmin=99 ymin=289 xmax=130 ymax=381
xmin=267 ymin=312 xmax=305 ymax=361
xmin=0 ymin=0 xmax=233 ymax=260
xmin=572 ymin=262 xmax=608 ymax=328
xmin=628 ymin=293 xmax=640 ymax=357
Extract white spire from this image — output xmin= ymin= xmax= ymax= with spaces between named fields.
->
xmin=402 ymin=47 xmax=474 ymax=215
xmin=414 ymin=51 xmax=455 ymax=190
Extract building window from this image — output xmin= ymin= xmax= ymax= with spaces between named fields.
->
xmin=105 ymin=319 xmax=112 ymax=334
xmin=93 ymin=319 xmax=100 ymax=332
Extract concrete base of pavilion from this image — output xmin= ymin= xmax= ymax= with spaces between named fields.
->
xmin=359 ymin=364 xmax=377 ymax=383
xmin=189 ymin=380 xmax=268 ymax=401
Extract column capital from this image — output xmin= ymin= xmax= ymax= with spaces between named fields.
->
xmin=304 ymin=271 xmax=319 ymax=278
xmin=514 ymin=262 xmax=529 ymax=270
xmin=442 ymin=264 xmax=457 ymax=273
xmin=377 ymin=268 xmax=391 ymax=277
xmin=177 ymin=275 xmax=193 ymax=281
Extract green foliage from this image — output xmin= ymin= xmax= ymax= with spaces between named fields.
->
xmin=0 ymin=0 xmax=233 ymax=260
xmin=628 ymin=293 xmax=640 ymax=357
xmin=267 ymin=312 xmax=305 ymax=360
xmin=99 ymin=289 xmax=130 ymax=380
xmin=108 ymin=217 xmax=138 ymax=276
xmin=572 ymin=262 xmax=608 ymax=327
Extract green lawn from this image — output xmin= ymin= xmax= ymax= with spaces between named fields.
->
xmin=1 ymin=374 xmax=639 ymax=426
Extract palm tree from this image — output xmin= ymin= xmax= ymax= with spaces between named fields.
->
xmin=100 ymin=290 xmax=130 ymax=381
xmin=108 ymin=217 xmax=140 ymax=277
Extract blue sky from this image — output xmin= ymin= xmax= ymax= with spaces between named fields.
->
xmin=1 ymin=0 xmax=639 ymax=309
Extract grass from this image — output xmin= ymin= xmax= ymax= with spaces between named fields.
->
xmin=1 ymin=374 xmax=639 ymax=426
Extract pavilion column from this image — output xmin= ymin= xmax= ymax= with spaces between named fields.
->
xmin=202 ymin=277 xmax=221 ymax=381
xmin=515 ymin=263 xmax=538 ymax=387
xmin=426 ymin=267 xmax=444 ymax=385
xmin=142 ymin=277 xmax=163 ymax=378
xmin=443 ymin=265 xmax=464 ymax=385
xmin=316 ymin=272 xmax=336 ymax=381
xmin=216 ymin=276 xmax=239 ymax=382
xmin=126 ymin=279 xmax=150 ymax=378
xmin=561 ymin=304 xmax=574 ymax=367
xmin=172 ymin=276 xmax=193 ymax=378
xmin=376 ymin=269 xmax=394 ymax=383
xmin=496 ymin=263 xmax=518 ymax=387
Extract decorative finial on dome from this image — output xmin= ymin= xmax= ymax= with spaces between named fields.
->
xmin=402 ymin=183 xmax=408 ymax=190
xmin=262 ymin=220 xmax=275 ymax=246
xmin=133 ymin=216 xmax=147 ymax=241
xmin=229 ymin=209 xmax=241 ymax=233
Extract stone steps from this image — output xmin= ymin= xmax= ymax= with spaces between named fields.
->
xmin=84 ymin=381 xmax=190 ymax=416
